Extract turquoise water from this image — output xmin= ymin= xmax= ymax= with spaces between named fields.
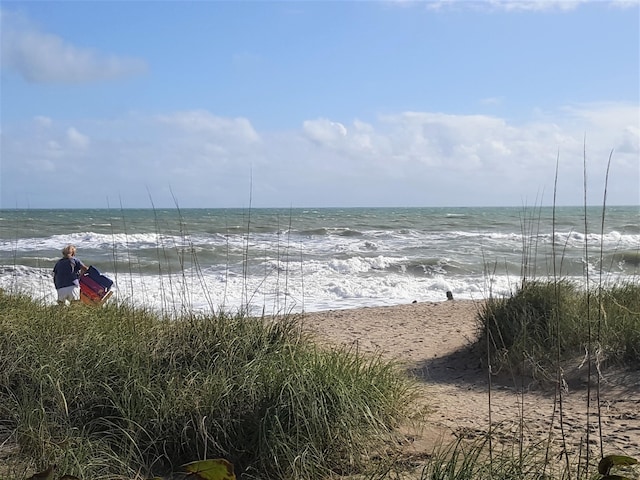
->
xmin=1 ymin=206 xmax=638 ymax=313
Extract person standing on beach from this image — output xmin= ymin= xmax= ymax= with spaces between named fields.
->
xmin=53 ymin=244 xmax=88 ymax=304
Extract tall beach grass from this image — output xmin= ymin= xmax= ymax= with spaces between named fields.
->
xmin=0 ymin=292 xmax=416 ymax=479
xmin=478 ymin=279 xmax=640 ymax=379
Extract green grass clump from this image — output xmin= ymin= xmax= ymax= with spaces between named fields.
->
xmin=0 ymin=291 xmax=416 ymax=479
xmin=477 ymin=280 xmax=640 ymax=377
xmin=421 ymin=437 xmax=550 ymax=480
xmin=419 ymin=436 xmax=639 ymax=480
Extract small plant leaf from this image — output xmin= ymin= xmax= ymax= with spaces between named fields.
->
xmin=27 ymin=465 xmax=55 ymax=480
xmin=598 ymin=455 xmax=639 ymax=475
xmin=181 ymin=459 xmax=236 ymax=480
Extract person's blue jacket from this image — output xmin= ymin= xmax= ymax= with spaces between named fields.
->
xmin=53 ymin=257 xmax=86 ymax=289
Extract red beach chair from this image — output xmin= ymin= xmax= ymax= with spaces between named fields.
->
xmin=79 ymin=266 xmax=114 ymax=305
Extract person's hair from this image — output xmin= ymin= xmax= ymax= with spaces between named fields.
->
xmin=62 ymin=244 xmax=76 ymax=258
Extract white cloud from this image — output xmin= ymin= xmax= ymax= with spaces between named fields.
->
xmin=423 ymin=0 xmax=638 ymax=12
xmin=67 ymin=127 xmax=90 ymax=149
xmin=302 ymin=119 xmax=348 ymax=145
xmin=0 ymin=10 xmax=147 ymax=84
xmin=487 ymin=0 xmax=582 ymax=12
xmin=1 ymin=103 xmax=638 ymax=208
xmin=618 ymin=125 xmax=640 ymax=154
xmin=155 ymin=111 xmax=261 ymax=143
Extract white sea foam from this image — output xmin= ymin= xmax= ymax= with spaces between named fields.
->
xmin=3 ymin=260 xmax=631 ymax=316
xmin=1 ymin=207 xmax=637 ymax=314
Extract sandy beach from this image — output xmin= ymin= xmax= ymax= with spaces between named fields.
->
xmin=300 ymin=300 xmax=640 ymax=465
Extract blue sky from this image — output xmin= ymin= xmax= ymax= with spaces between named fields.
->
xmin=1 ymin=1 xmax=639 ymax=209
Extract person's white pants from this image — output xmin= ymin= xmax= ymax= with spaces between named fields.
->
xmin=57 ymin=285 xmax=80 ymax=303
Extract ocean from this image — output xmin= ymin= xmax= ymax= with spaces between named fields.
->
xmin=1 ymin=206 xmax=638 ymax=315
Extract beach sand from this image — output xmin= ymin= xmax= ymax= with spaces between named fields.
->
xmin=300 ymin=300 xmax=640 ymax=467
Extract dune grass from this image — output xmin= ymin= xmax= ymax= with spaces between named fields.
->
xmin=0 ymin=291 xmax=416 ymax=479
xmin=416 ymin=436 xmax=639 ymax=480
xmin=477 ymin=279 xmax=640 ymax=379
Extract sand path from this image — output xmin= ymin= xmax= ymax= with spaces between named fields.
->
xmin=300 ymin=300 xmax=640 ymax=463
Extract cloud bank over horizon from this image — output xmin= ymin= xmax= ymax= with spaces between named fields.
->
xmin=4 ymin=102 xmax=637 ymax=208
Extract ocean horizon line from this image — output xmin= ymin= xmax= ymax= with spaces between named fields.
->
xmin=1 ymin=204 xmax=638 ymax=211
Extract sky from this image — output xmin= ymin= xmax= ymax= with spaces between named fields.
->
xmin=1 ymin=0 xmax=639 ymax=209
